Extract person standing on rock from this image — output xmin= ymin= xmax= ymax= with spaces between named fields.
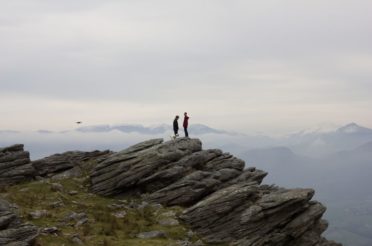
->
xmin=183 ymin=112 xmax=189 ymax=138
xmin=173 ymin=115 xmax=180 ymax=139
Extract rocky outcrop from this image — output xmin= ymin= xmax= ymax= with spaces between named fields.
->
xmin=90 ymin=138 xmax=341 ymax=246
xmin=1 ymin=139 xmax=341 ymax=245
xmin=0 ymin=144 xmax=111 ymax=184
xmin=180 ymin=184 xmax=340 ymax=246
xmin=91 ymin=138 xmax=203 ymax=196
xmin=32 ymin=149 xmax=111 ymax=178
xmin=0 ymin=197 xmax=38 ymax=245
xmin=0 ymin=145 xmax=35 ymax=187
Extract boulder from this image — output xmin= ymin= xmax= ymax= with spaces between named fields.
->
xmin=0 ymin=144 xmax=35 ymax=187
xmin=0 ymin=197 xmax=38 ymax=245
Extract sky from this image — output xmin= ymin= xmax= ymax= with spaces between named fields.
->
xmin=1 ymin=0 xmax=372 ymax=135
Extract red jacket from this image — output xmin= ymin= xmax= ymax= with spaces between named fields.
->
xmin=183 ymin=116 xmax=189 ymax=128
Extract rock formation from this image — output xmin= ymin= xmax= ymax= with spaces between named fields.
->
xmin=0 ymin=197 xmax=39 ymax=245
xmin=32 ymin=149 xmax=111 ymax=178
xmin=0 ymin=144 xmax=35 ymax=187
xmin=181 ymin=184 xmax=335 ymax=245
xmin=90 ymin=138 xmax=341 ymax=246
xmin=1 ymin=142 xmax=111 ymax=184
xmin=0 ymin=139 xmax=342 ymax=245
xmin=90 ymin=138 xmax=202 ymax=196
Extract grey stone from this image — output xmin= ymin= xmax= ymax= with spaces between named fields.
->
xmin=160 ymin=211 xmax=177 ymax=218
xmin=158 ymin=218 xmax=179 ymax=226
xmin=168 ymin=240 xmax=193 ymax=246
xmin=186 ymin=230 xmax=194 ymax=238
xmin=0 ymin=197 xmax=39 ymax=245
xmin=50 ymin=183 xmax=64 ymax=192
xmin=112 ymin=211 xmax=127 ymax=218
xmin=137 ymin=201 xmax=149 ymax=210
xmin=71 ymin=234 xmax=84 ymax=245
xmin=75 ymin=218 xmax=88 ymax=228
xmin=41 ymin=227 xmax=58 ymax=234
xmin=49 ymin=201 xmax=64 ymax=208
xmin=28 ymin=210 xmax=48 ymax=219
xmin=137 ymin=230 xmax=167 ymax=239
xmin=68 ymin=190 xmax=79 ymax=196
xmin=193 ymin=240 xmax=205 ymax=246
xmin=151 ymin=203 xmax=163 ymax=210
xmin=62 ymin=212 xmax=88 ymax=225
xmin=32 ymin=149 xmax=111 ymax=178
xmin=107 ymin=203 xmax=127 ymax=210
xmin=0 ymin=144 xmax=36 ymax=187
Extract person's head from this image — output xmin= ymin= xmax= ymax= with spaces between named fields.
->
xmin=175 ymin=115 xmax=179 ymax=119
xmin=184 ymin=112 xmax=187 ymax=116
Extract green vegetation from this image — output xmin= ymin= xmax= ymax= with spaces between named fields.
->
xmin=1 ymin=177 xmax=202 ymax=246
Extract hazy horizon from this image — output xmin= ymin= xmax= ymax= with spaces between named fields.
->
xmin=1 ymin=121 xmax=370 ymax=137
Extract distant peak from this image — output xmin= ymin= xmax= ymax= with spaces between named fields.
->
xmin=289 ymin=123 xmax=339 ymax=136
xmin=343 ymin=122 xmax=359 ymax=127
xmin=337 ymin=122 xmax=372 ymax=134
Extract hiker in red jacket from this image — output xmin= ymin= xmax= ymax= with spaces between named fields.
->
xmin=183 ymin=112 xmax=189 ymax=137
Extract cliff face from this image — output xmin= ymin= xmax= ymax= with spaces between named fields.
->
xmin=0 ymin=138 xmax=342 ymax=246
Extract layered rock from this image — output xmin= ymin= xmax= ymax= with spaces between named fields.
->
xmin=32 ymin=149 xmax=111 ymax=178
xmin=0 ymin=145 xmax=35 ymax=186
xmin=180 ymin=184 xmax=340 ymax=246
xmin=90 ymin=138 xmax=341 ymax=246
xmin=0 ymin=197 xmax=38 ymax=245
xmin=91 ymin=138 xmax=203 ymax=196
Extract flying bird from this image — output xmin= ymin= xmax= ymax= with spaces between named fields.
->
xmin=76 ymin=121 xmax=82 ymax=125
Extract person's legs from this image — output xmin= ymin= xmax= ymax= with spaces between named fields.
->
xmin=184 ymin=127 xmax=189 ymax=137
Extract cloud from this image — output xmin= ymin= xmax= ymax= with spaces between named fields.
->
xmin=1 ymin=0 xmax=372 ymax=133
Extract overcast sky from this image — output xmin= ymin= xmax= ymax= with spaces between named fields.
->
xmin=1 ymin=0 xmax=371 ymax=134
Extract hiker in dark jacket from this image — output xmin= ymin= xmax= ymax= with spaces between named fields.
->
xmin=183 ymin=112 xmax=189 ymax=137
xmin=173 ymin=115 xmax=179 ymax=138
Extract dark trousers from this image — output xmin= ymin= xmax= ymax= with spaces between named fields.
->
xmin=184 ymin=127 xmax=189 ymax=137
xmin=174 ymin=128 xmax=178 ymax=135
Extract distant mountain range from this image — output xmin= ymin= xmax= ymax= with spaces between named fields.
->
xmin=2 ymin=122 xmax=372 ymax=158
xmin=76 ymin=123 xmax=230 ymax=135
xmin=283 ymin=123 xmax=372 ymax=157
